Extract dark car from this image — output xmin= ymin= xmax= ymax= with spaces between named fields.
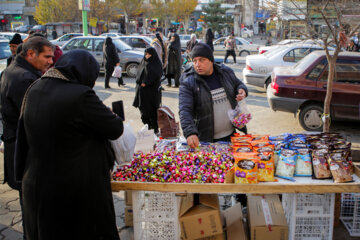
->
xmin=267 ymin=51 xmax=360 ymax=131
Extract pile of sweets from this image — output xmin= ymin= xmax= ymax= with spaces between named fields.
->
xmin=231 ymin=133 xmax=275 ymax=184
xmin=269 ymin=132 xmax=353 ymax=183
xmin=112 ymin=141 xmax=234 ymax=183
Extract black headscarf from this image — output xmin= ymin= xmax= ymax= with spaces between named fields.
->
xmin=105 ymin=37 xmax=112 ymax=46
xmin=205 ymin=28 xmax=214 ymax=51
xmin=135 ymin=47 xmax=163 ymax=85
xmin=54 ymin=50 xmax=100 ymax=88
xmin=169 ymin=33 xmax=181 ymax=51
xmin=155 ymin=32 xmax=165 ymax=63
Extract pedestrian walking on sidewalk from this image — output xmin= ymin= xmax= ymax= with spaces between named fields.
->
xmin=205 ymin=28 xmax=214 ymax=51
xmin=224 ymin=33 xmax=237 ymax=64
xmin=151 ymin=31 xmax=167 ymax=69
xmin=103 ymin=37 xmax=125 ymax=88
xmin=16 ymin=50 xmax=123 ymax=240
xmin=7 ymin=33 xmax=23 ymax=66
xmin=186 ymin=34 xmax=198 ymax=54
xmin=1 ymin=36 xmax=55 ymax=240
xmin=166 ymin=33 xmax=181 ymax=88
xmin=133 ymin=47 xmax=163 ymax=134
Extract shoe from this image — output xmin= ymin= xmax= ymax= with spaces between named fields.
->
xmin=120 ymin=83 xmax=126 ymax=86
xmin=166 ymin=84 xmax=172 ymax=87
xmin=160 ymin=87 xmax=165 ymax=91
xmin=105 ymin=85 xmax=111 ymax=89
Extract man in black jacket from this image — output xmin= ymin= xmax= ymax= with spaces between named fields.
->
xmin=0 ymin=36 xmax=54 ymax=239
xmin=179 ymin=43 xmax=248 ymax=148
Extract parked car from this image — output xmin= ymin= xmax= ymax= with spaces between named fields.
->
xmin=100 ymin=33 xmax=123 ymax=38
xmin=240 ymin=27 xmax=254 ymax=38
xmin=179 ymin=34 xmax=191 ymax=48
xmin=15 ymin=25 xmax=33 ymax=33
xmin=31 ymin=25 xmax=46 ymax=34
xmin=267 ymin=51 xmax=360 ymax=131
xmin=213 ymin=37 xmax=259 ymax=56
xmin=243 ymin=44 xmax=334 ymax=89
xmin=117 ymin=36 xmax=152 ymax=50
xmin=61 ymin=36 xmax=143 ymax=78
xmin=258 ymin=39 xmax=301 ymax=54
xmin=0 ymin=32 xmax=28 ymax=41
xmin=50 ymin=33 xmax=84 ymax=47
xmin=0 ymin=39 xmax=11 ymax=60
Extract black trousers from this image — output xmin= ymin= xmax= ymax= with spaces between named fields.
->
xmin=167 ymin=72 xmax=180 ymax=87
xmin=224 ymin=50 xmax=236 ymax=64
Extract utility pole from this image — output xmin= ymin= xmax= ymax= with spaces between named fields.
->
xmin=79 ymin=0 xmax=90 ymax=36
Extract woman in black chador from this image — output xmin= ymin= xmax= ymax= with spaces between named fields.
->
xmin=166 ymin=33 xmax=182 ymax=87
xmin=133 ymin=47 xmax=163 ymax=133
xmin=103 ymin=37 xmax=125 ymax=88
xmin=205 ymin=28 xmax=214 ymax=51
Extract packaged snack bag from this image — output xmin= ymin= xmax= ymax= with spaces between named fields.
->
xmin=329 ymin=160 xmax=353 ymax=183
xmin=232 ymin=144 xmax=253 ymax=153
xmin=231 ymin=135 xmax=253 ymax=144
xmin=234 ymin=153 xmax=259 ymax=184
xmin=312 ymin=149 xmax=331 ymax=179
xmin=254 ymin=144 xmax=274 ymax=153
xmin=275 ymin=149 xmax=297 ymax=180
xmin=257 ymin=152 xmax=275 ymax=182
xmin=294 ymin=148 xmax=312 ymax=176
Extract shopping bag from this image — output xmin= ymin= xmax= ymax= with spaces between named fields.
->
xmin=110 ymin=122 xmax=136 ymax=165
xmin=227 ymin=100 xmax=252 ymax=130
xmin=112 ymin=66 xmax=122 ymax=78
xmin=135 ymin=124 xmax=155 ymax=154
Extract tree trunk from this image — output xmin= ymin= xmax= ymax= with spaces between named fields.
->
xmin=323 ymin=57 xmax=335 ymax=132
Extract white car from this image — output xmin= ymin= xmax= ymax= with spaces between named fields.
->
xmin=258 ymin=39 xmax=301 ymax=54
xmin=0 ymin=32 xmax=28 ymax=41
xmin=51 ymin=33 xmax=84 ymax=47
xmin=100 ymin=33 xmax=123 ymax=38
xmin=213 ymin=37 xmax=259 ymax=56
xmin=240 ymin=27 xmax=253 ymax=38
xmin=179 ymin=34 xmax=191 ymax=48
xmin=243 ymin=44 xmax=334 ymax=89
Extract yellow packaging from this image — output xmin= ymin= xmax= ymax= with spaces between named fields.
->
xmin=234 ymin=153 xmax=259 ymax=184
xmin=257 ymin=152 xmax=275 ymax=182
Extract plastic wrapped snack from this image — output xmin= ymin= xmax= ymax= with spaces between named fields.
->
xmin=257 ymin=152 xmax=275 ymax=182
xmin=329 ymin=160 xmax=353 ymax=183
xmin=234 ymin=153 xmax=259 ymax=184
xmin=233 ymin=144 xmax=253 ymax=153
xmin=275 ymin=149 xmax=297 ymax=180
xmin=295 ymin=148 xmax=312 ymax=176
xmin=227 ymin=100 xmax=252 ymax=129
xmin=312 ymin=149 xmax=331 ymax=179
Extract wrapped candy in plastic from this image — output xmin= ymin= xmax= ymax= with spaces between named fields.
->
xmin=228 ymin=100 xmax=252 ymax=129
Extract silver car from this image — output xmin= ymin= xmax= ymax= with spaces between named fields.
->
xmin=51 ymin=33 xmax=84 ymax=47
xmin=61 ymin=36 xmax=144 ymax=78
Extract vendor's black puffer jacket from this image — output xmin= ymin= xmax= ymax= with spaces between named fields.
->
xmin=179 ymin=63 xmax=248 ymax=142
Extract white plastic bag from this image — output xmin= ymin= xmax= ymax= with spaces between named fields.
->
xmin=227 ymin=100 xmax=252 ymax=129
xmin=110 ymin=122 xmax=136 ymax=165
xmin=112 ymin=66 xmax=122 ymax=78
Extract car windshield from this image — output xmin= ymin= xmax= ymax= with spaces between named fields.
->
xmin=113 ymin=39 xmax=133 ymax=51
xmin=263 ymin=46 xmax=286 ymax=57
xmin=142 ymin=36 xmax=152 ymax=43
xmin=239 ymin=38 xmax=250 ymax=44
xmin=293 ymin=52 xmax=322 ymax=71
xmin=0 ymin=41 xmax=11 ymax=59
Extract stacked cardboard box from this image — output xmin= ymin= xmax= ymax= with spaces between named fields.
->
xmin=124 ymin=190 xmax=133 ymax=227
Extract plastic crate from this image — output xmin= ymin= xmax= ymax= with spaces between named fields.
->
xmin=282 ymin=193 xmax=335 ymax=240
xmin=340 ymin=193 xmax=360 ymax=237
xmin=132 ymin=191 xmax=180 ymax=240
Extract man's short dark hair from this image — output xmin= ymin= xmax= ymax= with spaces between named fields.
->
xmin=20 ymin=36 xmax=55 ymax=57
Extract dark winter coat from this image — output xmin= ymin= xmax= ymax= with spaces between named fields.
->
xmin=0 ymin=55 xmax=41 ymax=190
xmin=205 ymin=28 xmax=214 ymax=51
xmin=17 ymin=50 xmax=123 ymax=240
xmin=166 ymin=33 xmax=182 ymax=76
xmin=133 ymin=47 xmax=163 ymax=111
xmin=103 ymin=37 xmax=120 ymax=69
xmin=179 ymin=64 xmax=248 ymax=142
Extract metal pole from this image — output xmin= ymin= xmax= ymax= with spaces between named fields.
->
xmin=82 ymin=10 xmax=88 ymax=36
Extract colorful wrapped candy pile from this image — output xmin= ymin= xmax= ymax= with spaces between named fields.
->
xmin=231 ymin=112 xmax=252 ymax=129
xmin=112 ymin=142 xmax=234 ymax=183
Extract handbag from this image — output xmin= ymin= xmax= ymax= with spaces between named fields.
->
xmin=112 ymin=66 xmax=122 ymax=78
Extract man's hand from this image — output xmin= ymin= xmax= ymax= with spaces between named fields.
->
xmin=187 ymin=134 xmax=199 ymax=149
xmin=236 ymin=89 xmax=246 ymax=101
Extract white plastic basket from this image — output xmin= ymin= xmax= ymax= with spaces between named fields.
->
xmin=282 ymin=193 xmax=335 ymax=240
xmin=132 ymin=191 xmax=180 ymax=240
xmin=340 ymin=193 xmax=360 ymax=237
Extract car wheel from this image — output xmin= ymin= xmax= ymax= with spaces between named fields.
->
xmin=126 ymin=63 xmax=139 ymax=78
xmin=240 ymin=51 xmax=250 ymax=56
xmin=299 ymin=104 xmax=324 ymax=132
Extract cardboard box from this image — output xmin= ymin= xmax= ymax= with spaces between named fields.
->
xmin=179 ymin=194 xmax=223 ymax=240
xmin=247 ymin=194 xmax=288 ymax=240
xmin=124 ymin=206 xmax=133 ymax=227
xmin=224 ymin=203 xmax=248 ymax=240
xmin=124 ymin=190 xmax=132 ymax=206
xmin=198 ymin=233 xmax=225 ymax=240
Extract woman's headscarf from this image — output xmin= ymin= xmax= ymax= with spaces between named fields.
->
xmin=105 ymin=37 xmax=113 ymax=46
xmin=169 ymin=33 xmax=181 ymax=51
xmin=54 ymin=50 xmax=100 ymax=88
xmin=136 ymin=47 xmax=163 ymax=85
